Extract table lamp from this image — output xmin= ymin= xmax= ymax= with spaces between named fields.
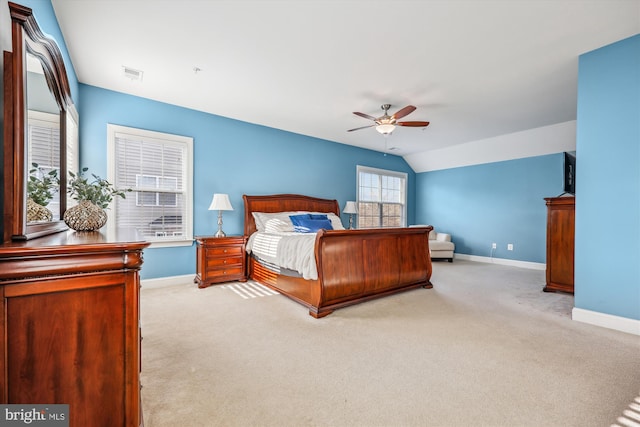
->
xmin=208 ymin=193 xmax=233 ymax=237
xmin=343 ymin=201 xmax=358 ymax=230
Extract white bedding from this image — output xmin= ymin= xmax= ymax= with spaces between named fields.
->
xmin=246 ymin=231 xmax=319 ymax=280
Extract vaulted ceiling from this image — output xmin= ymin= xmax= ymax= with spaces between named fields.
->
xmin=51 ymin=0 xmax=640 ymax=171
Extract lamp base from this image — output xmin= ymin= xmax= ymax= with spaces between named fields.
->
xmin=215 ymin=211 xmax=226 ymax=237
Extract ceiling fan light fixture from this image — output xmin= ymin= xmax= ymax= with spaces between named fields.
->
xmin=376 ymin=123 xmax=395 ymax=135
xmin=349 ymin=104 xmax=427 ymax=135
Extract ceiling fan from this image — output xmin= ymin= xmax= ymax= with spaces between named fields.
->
xmin=347 ymin=104 xmax=430 ymax=135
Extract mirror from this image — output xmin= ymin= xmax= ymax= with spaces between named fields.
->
xmin=3 ymin=2 xmax=75 ymax=241
xmin=26 ymin=52 xmax=61 ymax=223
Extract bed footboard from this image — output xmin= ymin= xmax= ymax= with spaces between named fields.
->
xmin=310 ymin=226 xmax=433 ymax=317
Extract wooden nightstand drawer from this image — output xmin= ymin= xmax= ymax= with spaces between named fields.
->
xmin=206 ymin=255 xmax=243 ymax=269
xmin=206 ymin=245 xmax=243 ymax=257
xmin=195 ymin=235 xmax=247 ymax=288
xmin=207 ymin=266 xmax=244 ymax=279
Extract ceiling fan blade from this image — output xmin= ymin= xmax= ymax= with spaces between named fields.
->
xmin=353 ymin=111 xmax=377 ymax=121
xmin=397 ymin=121 xmax=430 ymax=127
xmin=347 ymin=124 xmax=376 ymax=132
xmin=391 ymin=105 xmax=416 ymax=120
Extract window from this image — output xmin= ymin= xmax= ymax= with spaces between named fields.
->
xmin=135 ymin=175 xmax=178 ymax=207
xmin=27 ymin=106 xmax=79 ymax=218
xmin=107 ymin=125 xmax=193 ymax=246
xmin=356 ymin=165 xmax=407 ymax=228
xmin=28 ymin=110 xmax=61 ymax=218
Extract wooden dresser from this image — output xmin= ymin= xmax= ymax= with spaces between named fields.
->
xmin=544 ymin=197 xmax=575 ymax=294
xmin=0 ymin=230 xmax=149 ymax=427
xmin=194 ymin=235 xmax=247 ymax=288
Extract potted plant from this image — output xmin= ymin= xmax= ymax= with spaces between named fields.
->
xmin=64 ymin=167 xmax=131 ymax=231
xmin=26 ymin=163 xmax=59 ymax=222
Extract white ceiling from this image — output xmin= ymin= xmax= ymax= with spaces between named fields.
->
xmin=51 ymin=0 xmax=639 ymax=171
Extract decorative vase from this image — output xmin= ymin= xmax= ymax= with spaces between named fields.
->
xmin=26 ymin=197 xmax=53 ymax=222
xmin=63 ymin=200 xmax=108 ymax=231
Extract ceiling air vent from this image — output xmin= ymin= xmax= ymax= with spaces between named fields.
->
xmin=122 ymin=66 xmax=143 ymax=82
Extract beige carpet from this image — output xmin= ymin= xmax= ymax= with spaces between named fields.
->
xmin=140 ymin=260 xmax=640 ymax=427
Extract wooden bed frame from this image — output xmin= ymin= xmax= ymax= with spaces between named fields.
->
xmin=243 ymin=194 xmax=433 ymax=318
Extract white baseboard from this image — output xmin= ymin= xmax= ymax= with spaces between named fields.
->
xmin=454 ymin=255 xmax=639 ymax=336
xmin=454 ymin=253 xmax=546 ymax=270
xmin=572 ymin=307 xmax=640 ymax=336
xmin=141 ymin=274 xmax=194 ymax=289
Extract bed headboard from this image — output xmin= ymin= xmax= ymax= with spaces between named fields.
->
xmin=243 ymin=194 xmax=340 ymax=236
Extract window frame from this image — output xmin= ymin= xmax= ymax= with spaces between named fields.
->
xmin=107 ymin=124 xmax=194 ymax=247
xmin=356 ymin=165 xmax=408 ymax=228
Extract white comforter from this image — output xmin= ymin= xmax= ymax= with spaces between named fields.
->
xmin=246 ymin=231 xmax=318 ymax=280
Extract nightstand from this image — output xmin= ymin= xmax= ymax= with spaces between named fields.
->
xmin=194 ymin=235 xmax=247 ymax=288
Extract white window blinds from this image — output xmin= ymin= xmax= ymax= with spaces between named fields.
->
xmin=65 ymin=105 xmax=79 ymax=207
xmin=27 ymin=110 xmax=61 ymax=218
xmin=107 ymin=125 xmax=193 ymax=246
xmin=357 ymin=165 xmax=407 ymax=228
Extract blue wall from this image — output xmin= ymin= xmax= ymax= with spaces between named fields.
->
xmin=575 ymin=34 xmax=640 ymax=321
xmin=79 ymin=85 xmax=416 ymax=279
xmin=416 ymin=154 xmax=563 ymax=263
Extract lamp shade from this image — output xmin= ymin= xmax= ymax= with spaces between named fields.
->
xmin=343 ymin=201 xmax=358 ymax=214
xmin=208 ymin=193 xmax=233 ymax=211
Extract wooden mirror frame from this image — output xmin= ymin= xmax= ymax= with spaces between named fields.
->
xmin=3 ymin=2 xmax=73 ymax=241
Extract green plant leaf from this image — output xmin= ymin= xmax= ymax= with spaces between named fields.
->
xmin=67 ymin=168 xmax=130 ymax=209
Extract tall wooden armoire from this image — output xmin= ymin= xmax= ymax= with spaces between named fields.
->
xmin=544 ymin=197 xmax=575 ymax=294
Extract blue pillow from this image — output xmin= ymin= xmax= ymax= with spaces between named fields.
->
xmin=309 ymin=214 xmax=328 ymax=220
xmin=289 ymin=216 xmax=333 ymax=233
xmin=289 ymin=214 xmax=311 ymax=223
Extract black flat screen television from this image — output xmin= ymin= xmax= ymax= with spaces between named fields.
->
xmin=563 ymin=151 xmax=576 ymax=195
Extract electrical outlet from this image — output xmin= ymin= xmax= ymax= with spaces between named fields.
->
xmin=492 ymin=243 xmax=497 ymax=249
xmin=507 ymin=244 xmax=514 ymax=251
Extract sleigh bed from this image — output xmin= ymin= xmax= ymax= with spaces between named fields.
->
xmin=243 ymin=194 xmax=433 ymax=318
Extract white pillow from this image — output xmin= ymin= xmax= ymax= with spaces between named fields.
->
xmin=252 ymin=211 xmax=345 ymax=232
xmin=252 ymin=212 xmax=267 ymax=231
xmin=264 ymin=217 xmax=294 ymax=233
xmin=331 ymin=213 xmax=346 ymax=230
xmin=252 ymin=211 xmax=304 ymax=232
